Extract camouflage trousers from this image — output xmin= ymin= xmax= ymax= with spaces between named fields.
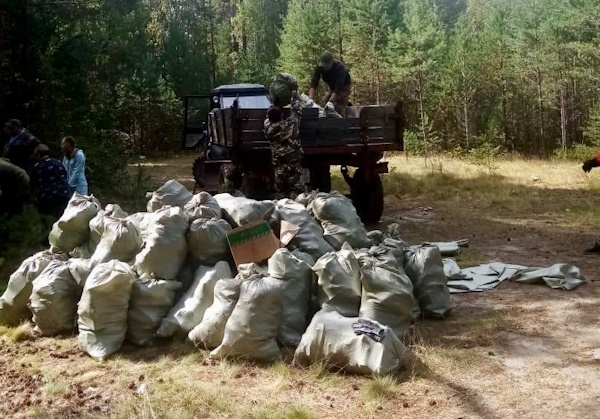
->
xmin=274 ymin=161 xmax=305 ymax=199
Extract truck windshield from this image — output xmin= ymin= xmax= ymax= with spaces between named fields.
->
xmin=221 ymin=95 xmax=271 ymax=109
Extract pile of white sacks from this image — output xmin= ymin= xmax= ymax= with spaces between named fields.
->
xmin=0 ymin=180 xmax=452 ymax=375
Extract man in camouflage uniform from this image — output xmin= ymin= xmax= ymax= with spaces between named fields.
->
xmin=265 ymin=93 xmax=305 ymax=199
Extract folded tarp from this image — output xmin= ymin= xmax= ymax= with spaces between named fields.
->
xmin=444 ymin=260 xmax=586 ymax=293
xmin=512 ymin=264 xmax=586 ymax=290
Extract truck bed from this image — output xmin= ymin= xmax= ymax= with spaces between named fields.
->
xmin=208 ymin=105 xmax=404 ymax=155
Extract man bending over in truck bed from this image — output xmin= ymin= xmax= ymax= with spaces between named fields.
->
xmin=265 ymin=93 xmax=305 ymax=199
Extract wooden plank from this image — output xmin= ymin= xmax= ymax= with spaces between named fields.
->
xmin=223 ymin=108 xmax=234 ymax=145
xmin=240 ymin=130 xmax=267 ymax=142
xmin=240 ymin=119 xmax=266 ymax=131
xmin=214 ymin=111 xmax=227 ymax=146
xmin=238 ymin=109 xmax=269 ymax=120
xmin=301 ymin=118 xmax=361 ymax=131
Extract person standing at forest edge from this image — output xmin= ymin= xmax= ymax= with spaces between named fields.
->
xmin=308 ymin=52 xmax=351 ymax=115
xmin=3 ymin=119 xmax=39 ymax=174
xmin=61 ymin=136 xmax=88 ymax=195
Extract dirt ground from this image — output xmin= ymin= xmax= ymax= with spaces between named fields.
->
xmin=1 ymin=154 xmax=599 ymax=419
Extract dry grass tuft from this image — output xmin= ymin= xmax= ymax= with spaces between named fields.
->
xmin=42 ymin=378 xmax=69 ymax=396
xmin=281 ymin=405 xmax=317 ymax=419
xmin=0 ymin=323 xmax=34 ymax=343
xmin=363 ymin=376 xmax=398 ymax=402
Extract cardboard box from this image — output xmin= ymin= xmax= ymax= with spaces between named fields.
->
xmin=227 ymin=220 xmax=281 ymax=266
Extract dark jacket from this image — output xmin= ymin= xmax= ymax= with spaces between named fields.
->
xmin=3 ymin=129 xmax=39 ymax=173
xmin=31 ymin=156 xmax=71 ymax=202
xmin=310 ymin=60 xmax=351 ymax=92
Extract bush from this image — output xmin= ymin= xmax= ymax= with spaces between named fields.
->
xmin=465 ymin=143 xmax=503 ymax=176
xmin=404 ymin=130 xmax=425 ymax=155
xmin=553 ymin=144 xmax=598 ymax=162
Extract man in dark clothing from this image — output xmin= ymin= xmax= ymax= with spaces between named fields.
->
xmin=582 ymin=153 xmax=600 ymax=253
xmin=3 ymin=119 xmax=39 ymax=173
xmin=264 ymin=93 xmax=305 ymax=199
xmin=32 ymin=144 xmax=70 ymax=221
xmin=309 ymin=52 xmax=351 ymax=115
xmin=0 ymin=157 xmax=30 ymax=215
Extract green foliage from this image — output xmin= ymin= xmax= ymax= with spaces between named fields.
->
xmin=466 ymin=143 xmax=503 ymax=176
xmin=233 ymin=0 xmax=288 ymax=85
xmin=584 ymin=104 xmax=600 ymax=146
xmin=342 ymin=0 xmax=393 ymax=104
xmin=278 ymin=0 xmax=342 ymax=91
xmin=553 ymin=144 xmax=599 ymax=162
xmin=387 ymin=0 xmax=446 ymax=156
xmin=404 ymin=130 xmax=424 ymax=155
xmin=2 ymin=0 xmax=600 ymax=169
xmin=0 ymin=206 xmax=45 ymax=269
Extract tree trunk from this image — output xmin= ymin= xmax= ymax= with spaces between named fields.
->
xmin=461 ymin=60 xmax=469 ymax=149
xmin=536 ymin=69 xmax=545 ymax=155
xmin=560 ymin=84 xmax=567 ymax=151
xmin=337 ymin=1 xmax=343 ymax=61
xmin=417 ymin=77 xmax=428 ymax=164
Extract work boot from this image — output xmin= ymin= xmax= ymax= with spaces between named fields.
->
xmin=584 ymin=241 xmax=600 ymax=254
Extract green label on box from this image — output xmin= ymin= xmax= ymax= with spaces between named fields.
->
xmin=227 ymin=221 xmax=272 ymax=246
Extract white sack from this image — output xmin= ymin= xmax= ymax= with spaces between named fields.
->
xmin=404 ymin=245 xmax=452 ymax=318
xmin=313 ymin=248 xmax=362 ymax=317
xmin=210 ymin=275 xmax=282 ymax=363
xmin=188 ymin=277 xmax=242 ymax=350
xmin=0 ymin=251 xmax=66 ymax=326
xmin=67 ymin=258 xmax=96 ymax=288
xmin=357 ymin=246 xmax=416 ymax=338
xmin=188 ymin=218 xmax=232 ymax=267
xmin=127 ymin=212 xmax=149 ymax=232
xmin=77 ymin=261 xmax=136 ymax=359
xmin=91 ymin=217 xmax=140 ymax=264
xmin=146 ymin=179 xmax=193 ymax=212
xmin=174 ymin=262 xmax=232 ymax=332
xmin=268 ymin=248 xmax=314 ymax=347
xmin=70 ymin=242 xmax=95 ymax=259
xmin=276 ymin=199 xmax=334 ymax=259
xmin=127 ymin=278 xmax=182 ymax=346
xmin=213 ymin=193 xmax=275 ymax=227
xmin=89 ymin=203 xmax=128 ymax=246
xmin=306 ymin=191 xmax=370 ymax=250
xmin=294 ymin=308 xmax=406 ymax=375
xmin=156 ymin=262 xmax=232 ymax=337
xmin=134 ymin=206 xmax=188 ymax=280
xmin=175 ymin=263 xmax=195 ymax=299
xmin=49 ymin=193 xmax=101 ymax=253
xmin=29 ymin=260 xmax=80 ymax=336
xmin=184 ymin=192 xmax=222 ymax=221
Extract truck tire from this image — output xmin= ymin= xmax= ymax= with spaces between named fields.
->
xmin=309 ymin=165 xmax=331 ymax=193
xmin=350 ymin=169 xmax=384 ymax=225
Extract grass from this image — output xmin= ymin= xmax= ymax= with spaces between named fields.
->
xmin=1 ymin=154 xmax=599 ymax=419
xmin=363 ymin=376 xmax=398 ymax=402
xmin=42 ymin=377 xmax=70 ymax=396
xmin=0 ymin=322 xmax=34 ymax=342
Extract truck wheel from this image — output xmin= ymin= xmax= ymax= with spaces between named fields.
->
xmin=309 ymin=165 xmax=331 ymax=193
xmin=350 ymin=169 xmax=384 ymax=225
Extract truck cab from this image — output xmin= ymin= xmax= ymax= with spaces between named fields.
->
xmin=182 ymin=84 xmax=270 ymax=150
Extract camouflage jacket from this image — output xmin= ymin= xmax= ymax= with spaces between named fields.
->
xmin=265 ymin=99 xmax=303 ymax=164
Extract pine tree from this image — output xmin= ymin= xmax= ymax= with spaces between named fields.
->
xmin=387 ymin=0 xmax=446 ymax=156
xmin=342 ymin=0 xmax=394 ymax=104
xmin=277 ymin=0 xmax=343 ymax=92
xmin=233 ymin=0 xmax=288 ymax=85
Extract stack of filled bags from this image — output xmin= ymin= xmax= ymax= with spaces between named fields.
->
xmin=0 ymin=181 xmax=453 ymax=374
